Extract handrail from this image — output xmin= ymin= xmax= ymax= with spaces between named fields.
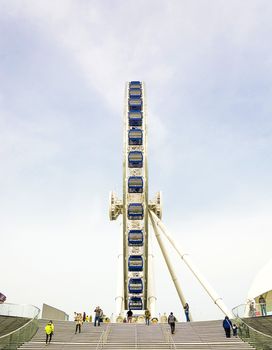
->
xmin=0 ymin=316 xmax=36 ymax=340
xmin=234 ymin=301 xmax=271 ymax=317
xmin=0 ymin=303 xmax=40 ymax=318
xmin=0 ymin=304 xmax=40 ymax=339
xmin=168 ymin=329 xmax=177 ymax=350
xmin=103 ymin=322 xmax=111 ymax=343
xmin=0 ymin=303 xmax=40 ymax=349
xmin=160 ymin=322 xmax=176 ymax=349
xmin=134 ymin=323 xmax=138 ymax=349
xmin=232 ymin=304 xmax=272 ymax=339
xmin=232 ymin=304 xmax=272 ymax=350
xmin=95 ymin=322 xmax=112 ymax=350
xmin=95 ymin=330 xmax=106 ymax=350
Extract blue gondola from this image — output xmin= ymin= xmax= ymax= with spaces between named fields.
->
xmin=128 ymin=112 xmax=142 ymax=127
xmin=128 ymin=129 xmax=143 ymax=145
xmin=128 ymin=230 xmax=143 ymax=246
xmin=128 ymin=203 xmax=144 ymax=220
xmin=128 ymin=176 xmax=143 ymax=193
xmin=129 ymin=81 xmax=141 ymax=89
xmin=128 ymin=151 xmax=143 ymax=168
xmin=128 ymin=278 xmax=143 ymax=294
xmin=129 ymin=297 xmax=143 ymax=310
xmin=129 ymin=98 xmax=142 ymax=111
xmin=129 ymin=88 xmax=142 ymax=98
xmin=128 ymin=255 xmax=143 ymax=271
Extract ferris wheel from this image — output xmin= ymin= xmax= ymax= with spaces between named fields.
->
xmin=110 ymin=81 xmax=153 ymax=311
xmin=109 ymin=81 xmax=231 ymax=320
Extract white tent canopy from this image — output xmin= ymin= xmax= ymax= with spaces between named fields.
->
xmin=247 ymin=258 xmax=272 ymax=301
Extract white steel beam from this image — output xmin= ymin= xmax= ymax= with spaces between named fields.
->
xmin=147 ymin=226 xmax=157 ymax=317
xmin=149 ymin=210 xmax=232 ymax=318
xmin=149 ymin=211 xmax=189 ymax=316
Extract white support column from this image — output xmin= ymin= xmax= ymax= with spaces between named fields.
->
xmin=149 ymin=210 xmax=232 ymax=318
xmin=147 ymin=224 xmax=157 ymax=317
xmin=149 ymin=211 xmax=188 ymax=314
xmin=115 ymin=221 xmax=124 ymax=318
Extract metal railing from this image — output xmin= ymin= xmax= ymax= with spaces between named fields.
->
xmin=0 ymin=303 xmax=40 ymax=350
xmin=232 ymin=304 xmax=272 ymax=350
xmin=160 ymin=322 xmax=176 ymax=349
xmin=134 ymin=323 xmax=138 ymax=349
xmin=95 ymin=322 xmax=112 ymax=350
xmin=235 ymin=302 xmax=271 ymax=318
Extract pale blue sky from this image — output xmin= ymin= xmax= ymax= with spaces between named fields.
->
xmin=1 ymin=0 xmax=272 ymax=321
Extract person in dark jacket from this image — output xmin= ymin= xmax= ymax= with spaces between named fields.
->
xmin=168 ymin=312 xmax=177 ymax=334
xmin=127 ymin=309 xmax=133 ymax=323
xmin=223 ymin=316 xmax=232 ymax=338
xmin=232 ymin=324 xmax=238 ymax=337
xmin=94 ymin=306 xmax=102 ymax=326
xmin=184 ymin=303 xmax=190 ymax=322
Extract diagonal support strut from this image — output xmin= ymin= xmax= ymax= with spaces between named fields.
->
xmin=149 ymin=210 xmax=232 ymax=318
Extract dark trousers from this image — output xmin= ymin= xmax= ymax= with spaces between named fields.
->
xmin=145 ymin=317 xmax=150 ymax=325
xmin=261 ymin=304 xmax=267 ymax=316
xmin=75 ymin=324 xmax=81 ymax=333
xmin=46 ymin=333 xmax=52 ymax=343
xmin=169 ymin=322 xmax=175 ymax=334
xmin=224 ymin=328 xmax=231 ymax=338
xmin=94 ymin=316 xmax=100 ymax=326
xmin=185 ymin=311 xmax=190 ymax=322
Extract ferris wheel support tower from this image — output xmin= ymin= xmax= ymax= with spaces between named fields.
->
xmin=109 ymin=81 xmax=232 ymax=320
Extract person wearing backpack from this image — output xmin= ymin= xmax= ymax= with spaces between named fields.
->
xmin=223 ymin=316 xmax=232 ymax=338
xmin=168 ymin=312 xmax=177 ymax=334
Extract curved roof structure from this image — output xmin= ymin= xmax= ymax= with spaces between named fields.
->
xmin=247 ymin=258 xmax=272 ymax=300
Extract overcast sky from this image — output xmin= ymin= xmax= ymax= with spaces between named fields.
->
xmin=1 ymin=0 xmax=272 ymax=322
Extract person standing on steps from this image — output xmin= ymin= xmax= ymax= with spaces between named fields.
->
xmin=232 ymin=324 xmax=238 ymax=337
xmin=168 ymin=312 xmax=177 ymax=334
xmin=259 ymin=295 xmax=267 ymax=316
xmin=184 ymin=303 xmax=190 ymax=322
xmin=249 ymin=301 xmax=255 ymax=317
xmin=144 ymin=309 xmax=151 ymax=325
xmin=223 ymin=316 xmax=232 ymax=338
xmin=94 ymin=306 xmax=102 ymax=326
xmin=75 ymin=313 xmax=83 ymax=334
xmin=45 ymin=320 xmax=54 ymax=345
xmin=127 ymin=309 xmax=133 ymax=323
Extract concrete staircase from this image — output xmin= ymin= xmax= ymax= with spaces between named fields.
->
xmin=19 ymin=319 xmax=255 ymax=350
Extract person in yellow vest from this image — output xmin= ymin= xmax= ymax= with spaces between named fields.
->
xmin=86 ymin=315 xmax=89 ymax=322
xmin=45 ymin=320 xmax=54 ymax=345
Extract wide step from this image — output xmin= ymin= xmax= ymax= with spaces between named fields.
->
xmin=19 ymin=319 xmax=254 ymax=350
